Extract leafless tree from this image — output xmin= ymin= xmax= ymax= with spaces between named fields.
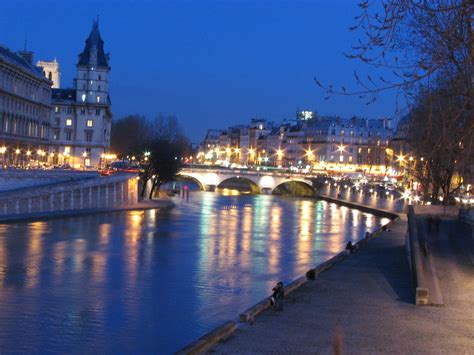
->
xmin=315 ymin=0 xmax=473 ymax=202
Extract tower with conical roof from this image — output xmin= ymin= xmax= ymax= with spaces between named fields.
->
xmin=75 ymin=19 xmax=110 ymax=106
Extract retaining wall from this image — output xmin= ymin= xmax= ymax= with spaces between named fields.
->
xmin=0 ymin=172 xmax=139 ymax=220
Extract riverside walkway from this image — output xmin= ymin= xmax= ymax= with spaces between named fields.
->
xmin=212 ymin=212 xmax=474 ymax=353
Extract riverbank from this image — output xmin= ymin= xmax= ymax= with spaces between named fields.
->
xmin=0 ymin=198 xmax=174 ymax=224
xmin=210 ymin=206 xmax=474 ymax=353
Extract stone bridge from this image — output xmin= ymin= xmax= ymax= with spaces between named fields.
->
xmin=178 ymin=167 xmax=315 ymax=195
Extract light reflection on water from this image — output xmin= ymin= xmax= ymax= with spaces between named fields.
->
xmin=0 ymin=192 xmax=387 ymax=353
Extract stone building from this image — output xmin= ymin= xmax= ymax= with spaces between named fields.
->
xmin=37 ymin=59 xmax=60 ymax=88
xmin=0 ymin=45 xmax=52 ymax=166
xmin=50 ymin=20 xmax=112 ymax=168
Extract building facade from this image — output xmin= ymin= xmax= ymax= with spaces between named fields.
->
xmin=0 ymin=46 xmax=52 ymax=167
xmin=199 ymin=113 xmax=394 ymax=174
xmin=50 ymin=20 xmax=112 ymax=168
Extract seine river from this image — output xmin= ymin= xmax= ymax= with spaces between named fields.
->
xmin=0 ymin=192 xmax=389 ymax=353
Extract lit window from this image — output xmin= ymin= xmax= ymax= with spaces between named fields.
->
xmin=81 ymin=94 xmax=86 ymax=102
xmin=65 ymin=146 xmax=70 ymax=154
xmin=96 ymin=96 xmax=100 ymax=103
xmin=54 ymin=106 xmax=60 ymax=113
xmin=87 ymin=119 xmax=93 ymax=127
xmin=66 ymin=119 xmax=72 ymax=126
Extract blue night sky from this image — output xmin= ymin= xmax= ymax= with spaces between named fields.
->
xmin=1 ymin=0 xmax=398 ymax=142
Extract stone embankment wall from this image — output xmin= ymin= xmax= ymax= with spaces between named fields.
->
xmin=0 ymin=170 xmax=99 ymax=192
xmin=0 ymin=172 xmax=139 ymax=219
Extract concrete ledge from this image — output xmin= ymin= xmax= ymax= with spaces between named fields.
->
xmin=318 ymin=195 xmax=400 ymax=219
xmin=311 ymin=250 xmax=350 ymax=277
xmin=0 ymin=199 xmax=175 ymax=224
xmin=176 ymin=321 xmax=237 ymax=355
xmin=239 ymin=250 xmax=351 ymax=324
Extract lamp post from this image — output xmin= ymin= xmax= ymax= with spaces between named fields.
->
xmin=37 ymin=149 xmax=43 ymax=168
xmin=0 ymin=146 xmax=6 ymax=168
xmin=15 ymin=149 xmax=20 ymax=167
xmin=82 ymin=152 xmax=87 ymax=170
xmin=26 ymin=150 xmax=31 ymax=167
xmin=276 ymin=148 xmax=284 ymax=167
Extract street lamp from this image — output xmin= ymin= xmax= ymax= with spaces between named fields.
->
xmin=0 ymin=146 xmax=6 ymax=167
xmin=82 ymin=151 xmax=87 ymax=169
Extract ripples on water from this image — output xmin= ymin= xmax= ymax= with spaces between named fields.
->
xmin=0 ymin=192 xmax=389 ymax=353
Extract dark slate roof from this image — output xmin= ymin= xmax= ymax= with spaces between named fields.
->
xmin=0 ymin=45 xmax=45 ymax=80
xmin=52 ymin=88 xmax=76 ymax=103
xmin=77 ymin=20 xmax=109 ymax=68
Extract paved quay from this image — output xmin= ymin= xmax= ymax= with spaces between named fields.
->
xmin=211 ymin=215 xmax=474 ymax=354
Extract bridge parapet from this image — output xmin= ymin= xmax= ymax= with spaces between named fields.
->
xmin=179 ymin=167 xmax=314 ymax=194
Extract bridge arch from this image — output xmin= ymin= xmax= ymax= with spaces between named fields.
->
xmin=272 ymin=180 xmax=315 ymax=197
xmin=217 ymin=176 xmax=261 ymax=194
xmin=175 ymin=174 xmax=205 ymax=190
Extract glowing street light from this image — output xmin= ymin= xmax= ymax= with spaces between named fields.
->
xmin=305 ymin=148 xmax=314 ymax=161
xmin=337 ymin=144 xmax=345 ymax=153
xmin=276 ymin=148 xmax=284 ymax=159
xmin=396 ymin=154 xmax=405 ymax=164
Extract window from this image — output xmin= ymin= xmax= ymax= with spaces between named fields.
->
xmin=54 ymin=106 xmax=60 ymax=113
xmin=80 ymin=109 xmax=85 ymax=115
xmin=98 ymin=85 xmax=101 ymax=91
xmin=96 ymin=96 xmax=101 ymax=103
xmin=81 ymin=94 xmax=86 ymax=102
xmin=368 ymin=148 xmax=371 ymax=154
xmin=83 ymin=74 xmax=86 ymax=79
xmin=65 ymin=146 xmax=70 ymax=154
xmin=66 ymin=118 xmax=72 ymax=126
xmin=95 ymin=109 xmax=100 ymax=116
xmin=67 ymin=107 xmax=73 ymax=114
xmin=53 ymin=128 xmax=60 ymax=140
xmin=349 ymin=156 xmax=353 ymax=163
xmin=358 ymin=147 xmax=362 ymax=154
xmin=331 ymin=129 xmax=335 ymax=135
xmin=54 ymin=117 xmax=60 ymax=126
xmin=86 ymin=119 xmax=93 ymax=127
xmin=65 ymin=131 xmax=72 ymax=141
xmin=339 ymin=155 xmax=344 ymax=163
xmin=85 ymin=131 xmax=93 ymax=142
xmin=340 ymin=130 xmax=345 ymax=136
xmin=98 ymin=75 xmax=101 ymax=80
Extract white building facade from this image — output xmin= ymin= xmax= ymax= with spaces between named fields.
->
xmin=50 ymin=20 xmax=112 ymax=168
xmin=0 ymin=46 xmax=52 ymax=167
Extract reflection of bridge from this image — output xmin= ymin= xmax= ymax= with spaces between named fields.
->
xmin=179 ymin=167 xmax=315 ymax=195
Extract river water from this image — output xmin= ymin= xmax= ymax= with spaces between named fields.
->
xmin=0 ymin=192 xmax=389 ymax=353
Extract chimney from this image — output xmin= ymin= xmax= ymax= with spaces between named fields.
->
xmin=18 ymin=50 xmax=34 ymax=65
